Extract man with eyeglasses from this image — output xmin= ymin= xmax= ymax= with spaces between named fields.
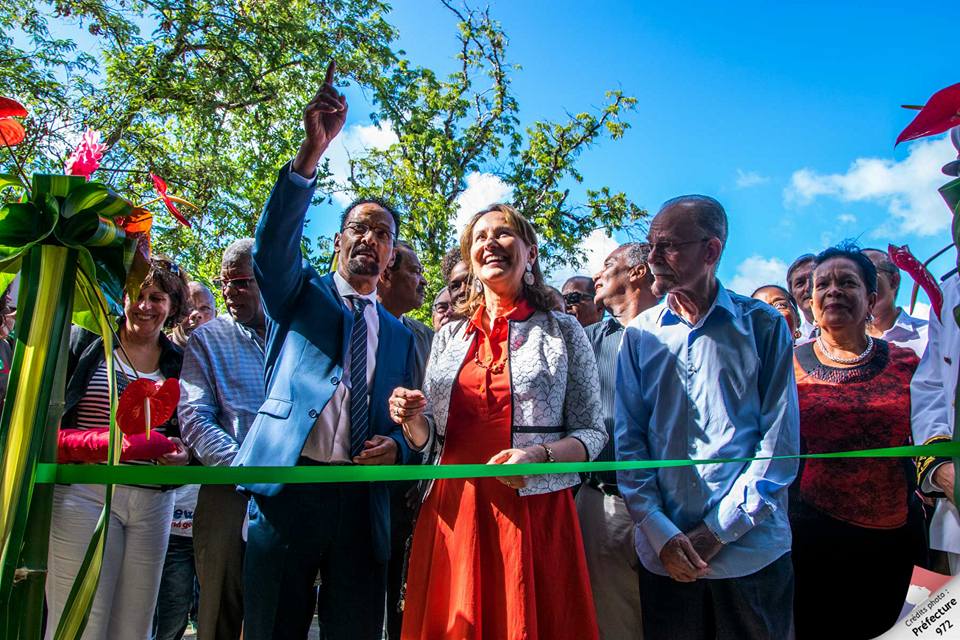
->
xmin=615 ymin=195 xmax=799 ymax=640
xmin=178 ymin=238 xmax=266 ymax=640
xmin=169 ymin=281 xmax=216 ymax=349
xmin=232 ymin=61 xmax=418 ymax=640
xmin=431 ymin=287 xmax=455 ymax=331
xmin=862 ymin=248 xmax=929 ymax=356
xmin=562 ymin=275 xmax=604 ymax=327
xmin=577 ymin=242 xmax=659 ymax=639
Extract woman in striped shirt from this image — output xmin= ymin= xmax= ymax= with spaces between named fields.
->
xmin=46 ymin=258 xmax=190 ymax=640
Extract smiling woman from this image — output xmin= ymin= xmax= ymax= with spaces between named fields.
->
xmin=389 ymin=203 xmax=606 ymax=640
xmin=46 ymin=257 xmax=192 ymax=639
xmin=790 ymin=243 xmax=926 ymax=639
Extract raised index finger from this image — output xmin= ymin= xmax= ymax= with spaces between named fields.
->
xmin=324 ymin=60 xmax=336 ymax=87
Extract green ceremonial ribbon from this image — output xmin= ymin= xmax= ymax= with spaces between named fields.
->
xmin=34 ymin=440 xmax=960 ymax=486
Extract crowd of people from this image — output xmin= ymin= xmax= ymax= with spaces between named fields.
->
xmin=31 ymin=65 xmax=960 ymax=640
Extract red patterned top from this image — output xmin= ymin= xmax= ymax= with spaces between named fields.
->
xmin=793 ymin=340 xmax=920 ymax=529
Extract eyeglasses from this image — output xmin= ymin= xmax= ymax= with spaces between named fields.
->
xmin=433 ymin=301 xmax=451 ymax=313
xmin=563 ymin=291 xmax=594 ymax=306
xmin=213 ymin=276 xmax=255 ymax=291
xmin=645 ymin=237 xmax=709 ymax=256
xmin=343 ymin=221 xmax=394 ymax=243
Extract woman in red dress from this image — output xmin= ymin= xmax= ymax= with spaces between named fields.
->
xmin=390 ymin=204 xmax=606 ymax=640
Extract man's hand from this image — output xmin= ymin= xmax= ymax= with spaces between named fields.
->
xmin=658 ymin=533 xmax=710 ymax=583
xmin=685 ymin=521 xmax=724 ymax=564
xmin=934 ymin=463 xmax=957 ymax=506
xmin=292 ymin=61 xmax=348 ymax=178
xmin=353 ymin=434 xmax=398 ymax=465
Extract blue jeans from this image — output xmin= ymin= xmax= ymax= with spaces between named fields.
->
xmin=153 ymin=535 xmax=196 ymax=640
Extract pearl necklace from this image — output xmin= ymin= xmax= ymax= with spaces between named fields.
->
xmin=816 ymin=334 xmax=874 ymax=365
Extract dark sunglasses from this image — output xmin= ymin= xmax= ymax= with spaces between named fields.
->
xmin=563 ymin=291 xmax=594 ymax=305
xmin=213 ymin=276 xmax=255 ymax=291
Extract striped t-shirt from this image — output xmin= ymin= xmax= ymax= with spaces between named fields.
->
xmin=72 ymin=352 xmax=172 ymax=472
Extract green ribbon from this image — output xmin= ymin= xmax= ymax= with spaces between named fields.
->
xmin=34 ymin=440 xmax=960 ymax=485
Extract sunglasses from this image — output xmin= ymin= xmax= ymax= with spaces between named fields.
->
xmin=212 ymin=276 xmax=256 ymax=291
xmin=563 ymin=291 xmax=594 ymax=305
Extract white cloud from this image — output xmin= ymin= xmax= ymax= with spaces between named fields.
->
xmin=453 ymin=172 xmax=514 ymax=235
xmin=838 ymin=213 xmax=857 ymax=224
xmin=784 ymin=135 xmax=954 ymax=236
xmin=735 ymin=169 xmax=769 ymax=189
xmin=324 ymin=122 xmax=400 ymax=205
xmin=727 ymin=255 xmax=789 ymax=296
xmin=547 ymin=229 xmax=620 ymax=288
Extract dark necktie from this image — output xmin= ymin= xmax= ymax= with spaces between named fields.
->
xmin=348 ymin=296 xmax=371 ymax=458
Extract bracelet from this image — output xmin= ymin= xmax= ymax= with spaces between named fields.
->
xmin=538 ymin=443 xmax=556 ymax=463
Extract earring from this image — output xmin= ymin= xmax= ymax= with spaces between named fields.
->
xmin=473 ymin=278 xmax=483 ymax=293
xmin=523 ymin=263 xmax=535 ymax=286
xmin=866 ymin=313 xmax=875 ymax=324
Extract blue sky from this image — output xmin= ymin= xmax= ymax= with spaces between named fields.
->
xmin=309 ymin=1 xmax=960 ymax=314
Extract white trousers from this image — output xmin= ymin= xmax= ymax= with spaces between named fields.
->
xmin=576 ymin=483 xmax=644 ymax=640
xmin=46 ymin=483 xmax=175 ymax=640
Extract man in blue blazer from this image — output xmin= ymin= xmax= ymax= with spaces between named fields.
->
xmin=233 ymin=62 xmax=418 ymax=640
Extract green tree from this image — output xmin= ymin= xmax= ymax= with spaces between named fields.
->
xmin=1 ymin=0 xmax=398 ymax=282
xmin=344 ymin=2 xmax=645 ymax=318
xmin=2 ymin=0 xmax=645 ymax=294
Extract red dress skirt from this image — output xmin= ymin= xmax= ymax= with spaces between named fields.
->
xmin=401 ymin=303 xmax=598 ymax=640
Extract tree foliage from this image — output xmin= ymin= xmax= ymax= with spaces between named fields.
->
xmin=349 ymin=2 xmax=645 ymax=286
xmin=1 ymin=0 xmax=645 ymax=296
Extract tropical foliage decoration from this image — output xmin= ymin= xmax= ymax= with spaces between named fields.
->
xmin=0 ymin=97 xmax=190 ymax=639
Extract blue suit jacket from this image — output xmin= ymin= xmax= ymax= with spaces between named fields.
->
xmin=233 ymin=164 xmax=416 ymax=561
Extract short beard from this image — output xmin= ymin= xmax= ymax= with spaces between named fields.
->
xmin=347 ymin=255 xmax=380 ymax=276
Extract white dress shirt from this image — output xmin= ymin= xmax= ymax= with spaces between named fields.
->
xmin=881 ymin=307 xmax=929 ymax=357
xmin=300 ymin=271 xmax=379 ymax=463
xmin=911 ymin=276 xmax=960 ymax=555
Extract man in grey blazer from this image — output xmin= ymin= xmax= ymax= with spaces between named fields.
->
xmin=233 ymin=62 xmax=418 ymax=640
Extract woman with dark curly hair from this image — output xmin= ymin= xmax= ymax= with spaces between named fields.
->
xmin=45 ymin=257 xmax=191 ymax=640
xmin=790 ymin=243 xmax=926 ymax=639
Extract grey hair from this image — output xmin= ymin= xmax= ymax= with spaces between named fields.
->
xmin=221 ymin=238 xmax=254 ymax=270
xmin=660 ymin=194 xmax=728 ymax=248
xmin=620 ymin=242 xmax=650 ymax=269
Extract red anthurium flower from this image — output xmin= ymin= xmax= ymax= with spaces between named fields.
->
xmin=150 ymin=173 xmax=192 ymax=227
xmin=64 ymin=128 xmax=108 ymax=179
xmin=0 ymin=96 xmax=27 ymax=147
xmin=116 ymin=377 xmax=181 ymax=436
xmin=888 ymin=244 xmax=943 ymax=321
xmin=896 ymin=83 xmax=960 ymax=145
xmin=0 ymin=97 xmax=27 ymax=118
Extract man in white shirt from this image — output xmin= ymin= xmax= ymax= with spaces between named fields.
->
xmin=911 ymin=274 xmax=960 ymax=574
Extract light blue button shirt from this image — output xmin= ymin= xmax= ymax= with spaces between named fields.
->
xmin=614 ymin=284 xmax=799 ymax=579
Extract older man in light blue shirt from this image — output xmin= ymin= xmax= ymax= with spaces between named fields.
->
xmin=615 ymin=195 xmax=799 ymax=640
xmin=179 ymin=237 xmax=266 ymax=640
